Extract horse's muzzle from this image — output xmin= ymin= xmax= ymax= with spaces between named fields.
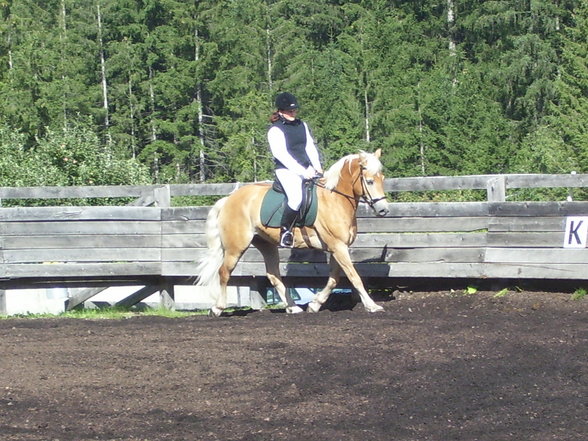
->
xmin=373 ymin=200 xmax=390 ymax=217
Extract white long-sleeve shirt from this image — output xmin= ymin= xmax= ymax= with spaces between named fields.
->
xmin=267 ymin=121 xmax=321 ymax=177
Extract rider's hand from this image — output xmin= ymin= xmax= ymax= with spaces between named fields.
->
xmin=303 ymin=167 xmax=316 ymax=180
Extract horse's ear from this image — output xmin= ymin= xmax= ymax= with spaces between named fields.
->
xmin=358 ymin=150 xmax=367 ymax=163
xmin=374 ymin=148 xmax=382 ymax=159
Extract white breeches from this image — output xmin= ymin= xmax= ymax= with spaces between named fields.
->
xmin=275 ymin=168 xmax=304 ymax=210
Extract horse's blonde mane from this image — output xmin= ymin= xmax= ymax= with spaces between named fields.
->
xmin=323 ymin=151 xmax=382 ymax=190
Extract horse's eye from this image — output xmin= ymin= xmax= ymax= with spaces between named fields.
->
xmin=366 ymin=179 xmax=374 ymax=185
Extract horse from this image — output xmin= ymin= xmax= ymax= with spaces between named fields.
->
xmin=196 ymin=149 xmax=390 ymax=316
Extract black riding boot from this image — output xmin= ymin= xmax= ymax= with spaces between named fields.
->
xmin=279 ymin=206 xmax=298 ymax=248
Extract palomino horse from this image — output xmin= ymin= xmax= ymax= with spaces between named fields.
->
xmin=196 ymin=149 xmax=389 ymax=316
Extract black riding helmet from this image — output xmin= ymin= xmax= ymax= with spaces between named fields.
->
xmin=275 ymin=92 xmax=299 ymax=111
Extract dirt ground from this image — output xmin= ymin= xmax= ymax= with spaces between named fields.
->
xmin=0 ymin=290 xmax=586 ymax=441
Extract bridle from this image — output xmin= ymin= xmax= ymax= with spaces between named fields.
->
xmin=312 ymin=165 xmax=387 ymax=210
xmin=358 ymin=166 xmax=387 ymax=209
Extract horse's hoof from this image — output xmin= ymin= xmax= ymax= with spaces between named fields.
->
xmin=208 ymin=306 xmax=223 ymax=317
xmin=366 ymin=304 xmax=385 ymax=313
xmin=286 ymin=305 xmax=304 ymax=314
xmin=307 ymin=301 xmax=321 ymax=313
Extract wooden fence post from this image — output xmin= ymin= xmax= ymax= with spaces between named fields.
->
xmin=487 ymin=176 xmax=506 ymax=202
xmin=248 ymin=277 xmax=268 ymax=310
xmin=0 ymin=289 xmax=6 ymax=315
xmin=159 ymin=281 xmax=175 ymax=310
xmin=567 ymin=171 xmax=576 ymax=201
xmin=153 ymin=185 xmax=171 ymax=207
xmin=155 ymin=188 xmax=173 ymax=309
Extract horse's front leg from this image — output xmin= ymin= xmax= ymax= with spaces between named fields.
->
xmin=331 ymin=245 xmax=384 ymax=313
xmin=307 ymin=256 xmax=341 ymax=313
xmin=252 ymin=237 xmax=302 ymax=314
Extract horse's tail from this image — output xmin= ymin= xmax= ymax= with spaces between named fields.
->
xmin=195 ymin=197 xmax=228 ymax=289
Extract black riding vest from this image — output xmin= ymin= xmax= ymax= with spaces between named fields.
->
xmin=272 ymin=118 xmax=311 ymax=169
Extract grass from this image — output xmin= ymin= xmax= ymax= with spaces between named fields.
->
xmin=0 ymin=305 xmax=264 ymax=320
xmin=494 ymin=288 xmax=509 ymax=298
xmin=571 ymin=288 xmax=587 ymax=301
xmin=1 ymin=306 xmax=209 ymax=320
xmin=464 ymin=286 xmax=478 ymax=295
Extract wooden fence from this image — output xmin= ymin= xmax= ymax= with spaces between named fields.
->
xmin=1 ymin=173 xmax=587 ymax=311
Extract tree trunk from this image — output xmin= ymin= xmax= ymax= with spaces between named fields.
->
xmin=364 ymin=83 xmax=370 ymax=143
xmin=149 ymin=66 xmax=157 ymax=142
xmin=128 ymin=76 xmax=136 ymax=158
xmin=195 ymin=27 xmax=206 ymax=183
xmin=97 ymin=2 xmax=111 ymax=144
xmin=60 ymin=0 xmax=68 ymax=127
xmin=447 ymin=0 xmax=456 ymax=56
xmin=417 ymin=83 xmax=426 ymax=175
xmin=266 ymin=27 xmax=273 ymax=92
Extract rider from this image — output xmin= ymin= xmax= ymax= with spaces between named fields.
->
xmin=268 ymin=92 xmax=323 ymax=247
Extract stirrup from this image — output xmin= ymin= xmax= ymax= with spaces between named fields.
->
xmin=280 ymin=230 xmax=294 ymax=248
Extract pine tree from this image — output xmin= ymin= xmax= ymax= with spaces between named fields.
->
xmin=200 ymin=0 xmax=272 ymax=182
xmin=550 ymin=0 xmax=588 ymax=172
xmin=0 ymin=0 xmax=586 ymax=184
xmin=0 ymin=0 xmax=61 ymax=141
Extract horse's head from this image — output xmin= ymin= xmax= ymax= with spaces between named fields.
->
xmin=357 ymin=149 xmax=389 ymax=217
xmin=323 ymin=149 xmax=389 ymax=217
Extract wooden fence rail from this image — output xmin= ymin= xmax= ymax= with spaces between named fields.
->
xmin=1 ymin=174 xmax=587 ymax=312
xmin=2 ymin=173 xmax=587 ymax=202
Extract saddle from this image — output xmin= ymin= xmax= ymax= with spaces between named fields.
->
xmin=260 ymin=179 xmax=318 ymax=228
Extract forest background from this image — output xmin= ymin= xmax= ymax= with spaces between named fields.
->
xmin=0 ymin=0 xmax=587 ymax=199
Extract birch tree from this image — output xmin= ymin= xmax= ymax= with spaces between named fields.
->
xmin=96 ymin=2 xmax=111 ymax=143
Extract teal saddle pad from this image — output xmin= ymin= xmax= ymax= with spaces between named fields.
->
xmin=260 ymin=183 xmax=318 ymax=228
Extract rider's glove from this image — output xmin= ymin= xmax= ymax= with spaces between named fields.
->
xmin=303 ymin=167 xmax=316 ymax=180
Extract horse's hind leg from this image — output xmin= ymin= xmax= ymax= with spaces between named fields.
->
xmin=210 ymin=253 xmax=239 ymax=316
xmin=252 ymin=237 xmax=302 ymax=314
xmin=211 ymin=233 xmax=253 ymax=317
xmin=307 ymin=256 xmax=341 ymax=313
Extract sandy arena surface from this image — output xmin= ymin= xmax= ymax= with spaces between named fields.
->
xmin=1 ymin=290 xmax=586 ymax=441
